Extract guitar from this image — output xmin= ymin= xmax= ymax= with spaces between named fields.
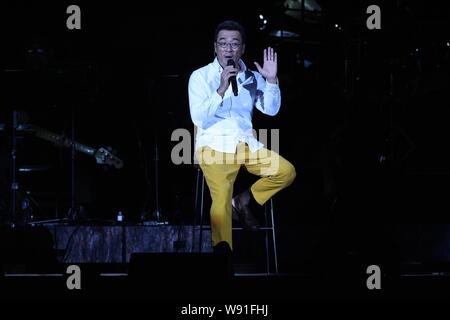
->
xmin=29 ymin=125 xmax=124 ymax=169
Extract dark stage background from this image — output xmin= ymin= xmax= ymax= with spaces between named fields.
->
xmin=2 ymin=0 xmax=450 ymax=275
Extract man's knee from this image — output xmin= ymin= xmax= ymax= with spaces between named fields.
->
xmin=209 ymin=186 xmax=233 ymax=212
xmin=280 ymin=161 xmax=296 ymax=186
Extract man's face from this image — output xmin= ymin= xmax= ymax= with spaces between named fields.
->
xmin=214 ymin=30 xmax=245 ymax=68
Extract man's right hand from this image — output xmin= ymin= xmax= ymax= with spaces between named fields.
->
xmin=217 ymin=65 xmax=238 ymax=97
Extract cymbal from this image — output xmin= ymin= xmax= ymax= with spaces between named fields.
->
xmin=18 ymin=165 xmax=51 ymax=172
xmin=270 ymin=29 xmax=301 ymax=38
xmin=0 ymin=123 xmax=35 ymax=132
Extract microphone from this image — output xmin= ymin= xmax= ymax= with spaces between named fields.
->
xmin=227 ymin=59 xmax=238 ymax=96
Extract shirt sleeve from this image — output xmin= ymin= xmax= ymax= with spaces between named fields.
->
xmin=254 ymin=72 xmax=281 ymax=116
xmin=188 ymin=70 xmax=223 ymax=128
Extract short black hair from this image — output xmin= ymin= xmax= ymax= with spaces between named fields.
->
xmin=214 ymin=20 xmax=246 ymax=44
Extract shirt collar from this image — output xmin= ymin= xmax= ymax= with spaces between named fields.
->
xmin=213 ymin=58 xmax=247 ymax=73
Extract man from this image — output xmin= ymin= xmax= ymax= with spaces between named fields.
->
xmin=188 ymin=20 xmax=296 ymax=255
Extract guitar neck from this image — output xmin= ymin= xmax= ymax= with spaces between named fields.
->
xmin=68 ymin=141 xmax=96 ymax=156
xmin=32 ymin=126 xmax=96 ymax=156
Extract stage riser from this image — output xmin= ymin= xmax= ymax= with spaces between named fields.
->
xmin=47 ymin=225 xmax=212 ymax=263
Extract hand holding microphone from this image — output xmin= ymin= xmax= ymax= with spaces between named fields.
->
xmin=227 ymin=59 xmax=238 ymax=96
xmin=217 ymin=59 xmax=238 ymax=97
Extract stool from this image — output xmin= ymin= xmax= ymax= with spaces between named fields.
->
xmin=193 ymin=167 xmax=279 ymax=274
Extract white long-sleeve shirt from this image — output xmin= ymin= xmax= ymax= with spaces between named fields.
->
xmin=188 ymin=58 xmax=281 ymax=154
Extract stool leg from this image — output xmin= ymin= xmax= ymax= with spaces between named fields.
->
xmin=194 ymin=169 xmax=200 ymax=222
xmin=192 ymin=168 xmax=200 ymax=252
xmin=199 ymin=172 xmax=205 ymax=253
xmin=264 ymin=201 xmax=270 ymax=274
xmin=192 ymin=168 xmax=201 ymax=251
xmin=270 ymin=198 xmax=279 ymax=274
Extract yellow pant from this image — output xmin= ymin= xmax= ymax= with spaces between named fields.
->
xmin=196 ymin=142 xmax=296 ymax=249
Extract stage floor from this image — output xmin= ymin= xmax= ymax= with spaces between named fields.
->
xmin=2 ymin=266 xmax=450 ymax=301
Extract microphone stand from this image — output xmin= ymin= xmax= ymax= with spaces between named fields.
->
xmin=66 ymin=107 xmax=82 ymax=223
xmin=152 ymin=134 xmax=161 ymax=222
xmin=138 ymin=78 xmax=164 ymax=225
xmin=32 ymin=108 xmax=81 ymax=225
xmin=10 ymin=110 xmax=19 ymax=226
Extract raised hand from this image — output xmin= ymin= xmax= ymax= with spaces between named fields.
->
xmin=254 ymin=47 xmax=278 ymax=83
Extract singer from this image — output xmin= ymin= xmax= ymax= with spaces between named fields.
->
xmin=188 ymin=20 xmax=296 ymax=259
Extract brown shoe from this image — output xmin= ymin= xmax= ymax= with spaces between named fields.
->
xmin=232 ymin=190 xmax=260 ymax=231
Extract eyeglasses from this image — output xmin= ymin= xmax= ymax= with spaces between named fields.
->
xmin=216 ymin=41 xmax=242 ymax=50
